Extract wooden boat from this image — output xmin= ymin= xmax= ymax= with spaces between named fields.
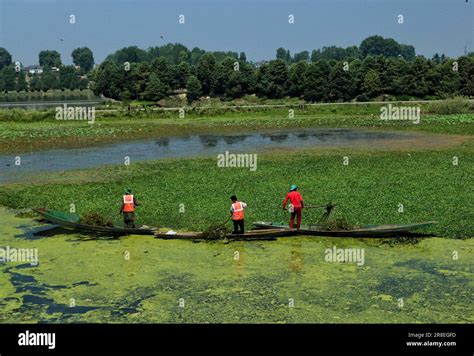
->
xmin=155 ymin=228 xmax=296 ymax=240
xmin=34 ymin=208 xmax=156 ymax=235
xmin=252 ymin=221 xmax=437 ymax=237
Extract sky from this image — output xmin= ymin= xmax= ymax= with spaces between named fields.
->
xmin=0 ymin=0 xmax=472 ymax=66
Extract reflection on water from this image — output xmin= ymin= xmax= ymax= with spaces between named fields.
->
xmin=0 ymin=128 xmax=409 ymax=183
xmin=289 ymin=240 xmax=303 ymax=273
xmin=156 ymin=137 xmax=170 ymax=147
xmin=222 ymin=135 xmax=248 ymax=145
xmin=199 ymin=135 xmax=219 ymax=147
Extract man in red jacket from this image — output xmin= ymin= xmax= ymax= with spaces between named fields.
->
xmin=282 ymin=184 xmax=304 ymax=229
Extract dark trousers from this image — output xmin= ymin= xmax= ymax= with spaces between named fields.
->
xmin=290 ymin=207 xmax=302 ymax=229
xmin=232 ymin=219 xmax=245 ymax=234
xmin=123 ymin=212 xmax=135 ymax=228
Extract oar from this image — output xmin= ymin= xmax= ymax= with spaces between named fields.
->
xmin=282 ymin=204 xmax=330 ymax=210
xmin=221 ymin=215 xmax=232 ymax=227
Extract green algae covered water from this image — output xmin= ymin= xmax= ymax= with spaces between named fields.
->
xmin=0 ymin=207 xmax=472 ymax=323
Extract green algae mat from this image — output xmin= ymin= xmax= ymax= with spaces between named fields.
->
xmin=1 ymin=207 xmax=472 ymax=323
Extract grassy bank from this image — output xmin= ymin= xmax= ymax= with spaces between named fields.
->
xmin=1 ymin=144 xmax=472 ymax=238
xmin=0 ymin=105 xmax=473 ymax=153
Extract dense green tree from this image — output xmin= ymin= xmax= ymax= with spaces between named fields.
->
xmin=345 ymin=46 xmax=361 ymax=60
xmin=175 ymin=62 xmax=190 ymax=89
xmin=303 ymin=60 xmax=330 ymax=101
xmin=179 ymin=51 xmax=190 ymax=64
xmin=293 ymin=51 xmax=309 ymax=63
xmin=29 ymin=75 xmax=41 ymax=92
xmin=328 ymin=64 xmax=356 ymax=101
xmin=39 ymin=70 xmax=59 ymax=91
xmin=0 ymin=48 xmax=12 ymax=70
xmin=407 ymin=57 xmax=431 ymax=97
xmin=0 ymin=66 xmax=16 ymax=91
xmin=312 ymin=46 xmax=348 ymax=61
xmin=224 ymin=62 xmax=256 ymax=99
xmin=196 ymin=53 xmax=217 ymax=95
xmin=400 ymin=44 xmax=416 ymax=60
xmin=288 ymin=61 xmax=309 ymax=97
xmin=458 ymin=56 xmax=474 ymax=96
xmin=457 ymin=52 xmax=474 ymax=96
xmin=239 ymin=52 xmax=247 ymax=62
xmin=150 ymin=57 xmax=174 ymax=88
xmin=147 ymin=43 xmax=190 ymax=64
xmin=39 ymin=50 xmax=62 ymax=67
xmin=257 ymin=59 xmax=288 ymax=98
xmin=276 ymin=47 xmax=287 ymax=61
xmin=90 ymin=61 xmax=124 ymax=99
xmin=58 ymin=65 xmax=80 ymax=90
xmin=15 ymin=71 xmax=28 ymax=91
xmin=276 ymin=48 xmax=291 ymax=63
xmin=213 ymin=58 xmax=235 ymax=96
xmin=360 ymin=36 xmax=401 ymax=58
xmin=186 ymin=75 xmax=202 ymax=103
xmin=362 ymin=69 xmax=382 ymax=97
xmin=383 ymin=58 xmax=406 ymax=95
xmin=71 ymin=47 xmax=94 ymax=73
xmin=132 ymin=62 xmax=151 ymax=99
xmin=143 ymin=73 xmax=168 ymax=101
xmin=105 ymin=46 xmax=147 ymax=64
xmin=190 ymin=47 xmax=206 ymax=65
xmin=431 ymin=60 xmax=461 ymax=97
xmin=211 ymin=51 xmax=239 ymax=62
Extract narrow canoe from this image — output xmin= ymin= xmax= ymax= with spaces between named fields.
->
xmin=155 ymin=228 xmax=296 ymax=240
xmin=253 ymin=221 xmax=437 ymax=237
xmin=34 ymin=208 xmax=156 ymax=235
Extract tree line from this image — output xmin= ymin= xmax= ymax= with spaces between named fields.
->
xmin=0 ymin=47 xmax=93 ymax=92
xmin=0 ymin=35 xmax=473 ymax=103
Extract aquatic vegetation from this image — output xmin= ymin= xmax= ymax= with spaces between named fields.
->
xmin=0 ymin=142 xmax=472 ymax=238
xmin=326 ymin=217 xmax=351 ymax=231
xmin=78 ymin=212 xmax=114 ymax=227
xmin=202 ymin=223 xmax=229 ymax=240
xmin=0 ymin=207 xmax=472 ymax=323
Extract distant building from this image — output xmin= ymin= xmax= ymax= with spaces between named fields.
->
xmin=23 ymin=65 xmax=43 ymax=74
xmin=254 ymin=60 xmax=268 ymax=68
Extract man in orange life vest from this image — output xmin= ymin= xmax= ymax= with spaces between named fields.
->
xmin=230 ymin=195 xmax=247 ymax=234
xmin=282 ymin=184 xmax=304 ymax=229
xmin=120 ymin=188 xmax=140 ymax=228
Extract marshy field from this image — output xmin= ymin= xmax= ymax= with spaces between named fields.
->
xmin=0 ymin=101 xmax=473 ymax=323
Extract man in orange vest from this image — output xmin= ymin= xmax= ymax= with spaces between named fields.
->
xmin=282 ymin=184 xmax=304 ymax=229
xmin=230 ymin=195 xmax=247 ymax=234
xmin=120 ymin=188 xmax=140 ymax=228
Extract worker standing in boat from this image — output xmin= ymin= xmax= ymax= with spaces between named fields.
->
xmin=230 ymin=195 xmax=247 ymax=234
xmin=282 ymin=184 xmax=304 ymax=229
xmin=120 ymin=188 xmax=140 ymax=228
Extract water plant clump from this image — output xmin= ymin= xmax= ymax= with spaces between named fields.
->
xmin=78 ymin=212 xmax=114 ymax=227
xmin=326 ymin=217 xmax=352 ymax=231
xmin=202 ymin=224 xmax=228 ymax=240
